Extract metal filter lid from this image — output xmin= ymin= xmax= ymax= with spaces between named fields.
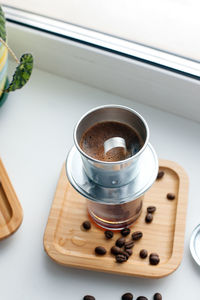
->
xmin=66 ymin=143 xmax=158 ymax=204
xmin=190 ymin=224 xmax=200 ymax=266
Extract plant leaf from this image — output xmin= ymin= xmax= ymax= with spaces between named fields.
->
xmin=0 ymin=6 xmax=6 ymax=42
xmin=4 ymin=53 xmax=33 ymax=93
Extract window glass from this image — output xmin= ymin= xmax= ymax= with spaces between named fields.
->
xmin=2 ymin=0 xmax=200 ymax=62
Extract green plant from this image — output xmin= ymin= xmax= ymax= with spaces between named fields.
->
xmin=0 ymin=5 xmax=33 ymax=93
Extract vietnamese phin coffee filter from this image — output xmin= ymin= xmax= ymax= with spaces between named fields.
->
xmin=66 ymin=105 xmax=158 ymax=229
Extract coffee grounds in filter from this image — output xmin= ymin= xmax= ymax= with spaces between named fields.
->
xmin=80 ymin=121 xmax=143 ymax=162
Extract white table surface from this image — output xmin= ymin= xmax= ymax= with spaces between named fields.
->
xmin=0 ymin=65 xmax=200 ymax=300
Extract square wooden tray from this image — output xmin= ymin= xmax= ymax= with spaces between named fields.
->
xmin=44 ymin=160 xmax=188 ymax=278
xmin=0 ymin=158 xmax=23 ymax=240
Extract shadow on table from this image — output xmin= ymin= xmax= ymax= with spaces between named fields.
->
xmin=0 ymin=234 xmax=17 ymax=250
xmin=189 ymin=251 xmax=200 ymax=276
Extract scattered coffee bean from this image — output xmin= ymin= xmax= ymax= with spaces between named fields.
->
xmin=147 ymin=206 xmax=156 ymax=214
xmin=145 ymin=213 xmax=153 ymax=223
xmin=116 ymin=254 xmax=127 ymax=263
xmin=111 ymin=247 xmax=130 ymax=259
xmin=116 ymin=237 xmax=126 ymax=248
xmin=95 ymin=246 xmax=106 ymax=255
xmin=120 ymin=250 xmax=130 ymax=260
xmin=121 ymin=228 xmax=131 ymax=237
xmin=149 ymin=253 xmax=160 ymax=265
xmin=132 ymin=231 xmax=143 ymax=241
xmin=157 ymin=170 xmax=164 ymax=180
xmin=104 ymin=230 xmax=113 ymax=239
xmin=139 ymin=249 xmax=148 ymax=259
xmin=82 ymin=220 xmax=91 ymax=230
xmin=136 ymin=297 xmax=148 ymax=300
xmin=122 ymin=292 xmax=133 ymax=300
xmin=154 ymin=293 xmax=162 ymax=300
xmin=83 ymin=295 xmax=95 ymax=300
xmin=110 ymin=246 xmax=121 ymax=255
xmin=167 ymin=193 xmax=175 ymax=200
xmin=124 ymin=240 xmax=135 ymax=249
xmin=125 ymin=249 xmax=133 ymax=256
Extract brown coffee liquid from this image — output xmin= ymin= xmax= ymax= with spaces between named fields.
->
xmin=79 ymin=121 xmax=143 ymax=162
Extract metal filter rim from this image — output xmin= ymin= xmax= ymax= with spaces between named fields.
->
xmin=66 ymin=143 xmax=158 ymax=204
xmin=190 ymin=224 xmax=200 ymax=267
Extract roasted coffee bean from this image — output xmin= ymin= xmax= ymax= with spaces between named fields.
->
xmin=83 ymin=295 xmax=95 ymax=300
xmin=104 ymin=230 xmax=113 ymax=239
xmin=121 ymin=228 xmax=131 ymax=237
xmin=139 ymin=249 xmax=148 ymax=259
xmin=132 ymin=231 xmax=143 ymax=240
xmin=154 ymin=293 xmax=162 ymax=300
xmin=111 ymin=248 xmax=130 ymax=259
xmin=120 ymin=250 xmax=130 ymax=260
xmin=124 ymin=240 xmax=135 ymax=249
xmin=147 ymin=206 xmax=156 ymax=214
xmin=125 ymin=249 xmax=133 ymax=256
xmin=116 ymin=237 xmax=126 ymax=248
xmin=145 ymin=213 xmax=153 ymax=223
xmin=95 ymin=246 xmax=106 ymax=255
xmin=167 ymin=193 xmax=175 ymax=200
xmin=122 ymin=292 xmax=133 ymax=300
xmin=116 ymin=254 xmax=127 ymax=263
xmin=157 ymin=170 xmax=164 ymax=180
xmin=82 ymin=220 xmax=91 ymax=230
xmin=110 ymin=246 xmax=121 ymax=255
xmin=136 ymin=297 xmax=148 ymax=300
xmin=149 ymin=253 xmax=160 ymax=265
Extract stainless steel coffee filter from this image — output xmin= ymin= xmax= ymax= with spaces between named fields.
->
xmin=74 ymin=105 xmax=149 ymax=187
xmin=66 ymin=105 xmax=158 ymax=229
xmin=66 ymin=143 xmax=158 ymax=204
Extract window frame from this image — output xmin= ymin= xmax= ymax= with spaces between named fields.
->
xmin=3 ymin=5 xmax=200 ymax=80
xmin=4 ymin=5 xmax=200 ymax=123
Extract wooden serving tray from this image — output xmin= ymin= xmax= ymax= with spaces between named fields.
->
xmin=0 ymin=159 xmax=23 ymax=240
xmin=44 ymin=160 xmax=188 ymax=278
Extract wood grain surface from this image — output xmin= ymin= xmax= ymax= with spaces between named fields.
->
xmin=0 ymin=158 xmax=23 ymax=240
xmin=44 ymin=160 xmax=188 ymax=278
